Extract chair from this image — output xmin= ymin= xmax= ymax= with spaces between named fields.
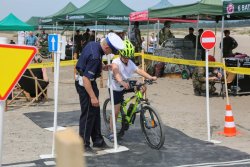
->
xmin=219 ymin=72 xmax=237 ymax=98
xmin=7 ymin=69 xmax=49 ymax=108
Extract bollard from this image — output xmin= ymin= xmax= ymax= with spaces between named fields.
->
xmin=55 ymin=128 xmax=85 ymax=167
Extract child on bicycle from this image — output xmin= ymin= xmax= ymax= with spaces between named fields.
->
xmin=108 ymin=39 xmax=157 ymax=141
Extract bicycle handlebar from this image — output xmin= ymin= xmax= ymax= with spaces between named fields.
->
xmin=120 ymin=79 xmax=156 ymax=89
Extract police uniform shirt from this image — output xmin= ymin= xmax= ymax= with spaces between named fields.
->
xmin=76 ymin=41 xmax=104 ymax=81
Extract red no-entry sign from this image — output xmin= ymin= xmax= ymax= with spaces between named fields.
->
xmin=200 ymin=30 xmax=216 ymax=50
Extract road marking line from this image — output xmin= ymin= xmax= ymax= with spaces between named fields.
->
xmin=174 ymin=158 xmax=250 ymax=167
xmin=44 ymin=161 xmax=56 ymax=166
xmin=3 ymin=163 xmax=36 ymax=167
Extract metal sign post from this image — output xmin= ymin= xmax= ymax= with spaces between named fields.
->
xmin=40 ymin=34 xmax=63 ymax=159
xmin=105 ymin=54 xmax=129 ymax=153
xmin=200 ymin=30 xmax=221 ymax=144
xmin=0 ymin=101 xmax=4 ymax=167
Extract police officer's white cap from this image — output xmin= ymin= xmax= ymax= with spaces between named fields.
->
xmin=106 ymin=32 xmax=125 ymax=53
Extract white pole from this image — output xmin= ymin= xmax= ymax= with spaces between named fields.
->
xmin=195 ymin=15 xmax=200 ymax=60
xmin=205 ymin=50 xmax=211 ymax=141
xmin=52 ymin=35 xmax=61 ymax=156
xmin=0 ymin=101 xmax=4 ymax=167
xmin=95 ymin=21 xmax=98 ymax=42
xmin=157 ymin=20 xmax=160 ymax=48
xmin=107 ymin=54 xmax=118 ymax=150
xmin=220 ymin=16 xmax=225 ymax=62
xmin=0 ymin=37 xmax=8 ymax=166
xmin=56 ymin=22 xmax=58 ymax=33
xmin=128 ymin=21 xmax=131 ymax=40
xmin=223 ymin=58 xmax=230 ymax=105
xmin=72 ymin=22 xmax=75 ymax=60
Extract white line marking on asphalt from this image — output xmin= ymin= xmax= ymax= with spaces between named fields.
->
xmin=3 ymin=163 xmax=36 ymax=167
xmin=44 ymin=161 xmax=56 ymax=166
xmin=174 ymin=158 xmax=250 ymax=167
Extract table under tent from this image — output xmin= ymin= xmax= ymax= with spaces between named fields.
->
xmin=222 ymin=0 xmax=250 ymax=95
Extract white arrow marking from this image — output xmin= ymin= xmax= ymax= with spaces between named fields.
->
xmin=51 ymin=37 xmax=56 ymax=51
xmin=202 ymin=37 xmax=215 ymax=43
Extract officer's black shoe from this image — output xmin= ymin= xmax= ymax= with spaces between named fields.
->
xmin=84 ymin=146 xmax=97 ymax=155
xmin=93 ymin=142 xmax=111 ymax=151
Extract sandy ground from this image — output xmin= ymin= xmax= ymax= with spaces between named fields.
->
xmin=1 ymin=28 xmax=250 ymax=164
xmin=3 ymin=65 xmax=250 ymax=164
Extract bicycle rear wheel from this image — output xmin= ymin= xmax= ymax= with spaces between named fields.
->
xmin=140 ymin=105 xmax=165 ymax=149
xmin=102 ymin=98 xmax=124 ymax=135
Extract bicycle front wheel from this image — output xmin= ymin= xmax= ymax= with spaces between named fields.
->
xmin=102 ymin=98 xmax=123 ymax=134
xmin=140 ymin=105 xmax=165 ymax=149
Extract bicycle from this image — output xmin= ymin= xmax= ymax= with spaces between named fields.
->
xmin=103 ymin=79 xmax=165 ymax=149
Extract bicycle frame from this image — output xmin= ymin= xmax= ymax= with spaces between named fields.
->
xmin=120 ymin=88 xmax=146 ymax=124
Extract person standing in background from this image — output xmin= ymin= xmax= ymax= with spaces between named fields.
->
xmin=89 ymin=30 xmax=96 ymax=42
xmin=25 ymin=31 xmax=38 ymax=46
xmin=198 ymin=29 xmax=206 ymax=61
xmin=159 ymin=21 xmax=174 ymax=46
xmin=82 ymin=28 xmax=90 ymax=49
xmin=184 ymin=27 xmax=196 ymax=48
xmin=130 ymin=21 xmax=142 ymax=52
xmin=221 ymin=30 xmax=238 ymax=58
xmin=71 ymin=30 xmax=83 ymax=59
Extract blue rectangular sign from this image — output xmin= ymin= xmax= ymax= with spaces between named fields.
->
xmin=48 ymin=34 xmax=58 ymax=52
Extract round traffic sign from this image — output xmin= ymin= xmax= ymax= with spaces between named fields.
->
xmin=200 ymin=30 xmax=216 ymax=50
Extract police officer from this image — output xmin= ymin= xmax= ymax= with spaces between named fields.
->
xmin=75 ymin=33 xmax=124 ymax=154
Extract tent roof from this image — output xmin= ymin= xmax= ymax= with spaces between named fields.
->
xmin=223 ymin=0 xmax=250 ymax=19
xmin=68 ymin=0 xmax=134 ymax=23
xmin=26 ymin=16 xmax=41 ymax=27
xmin=149 ymin=0 xmax=223 ymax=19
xmin=47 ymin=2 xmax=77 ymax=18
xmin=0 ymin=13 xmax=34 ymax=31
xmin=150 ymin=0 xmax=173 ymax=10
xmin=41 ymin=2 xmax=77 ymax=23
xmin=129 ymin=10 xmax=197 ymax=23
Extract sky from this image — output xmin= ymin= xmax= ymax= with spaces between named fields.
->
xmin=0 ymin=0 xmax=198 ymax=21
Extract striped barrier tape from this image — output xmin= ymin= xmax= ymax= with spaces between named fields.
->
xmin=226 ymin=67 xmax=250 ymax=75
xmin=27 ymin=53 xmax=250 ymax=75
xmin=28 ymin=60 xmax=77 ymax=69
xmin=143 ymin=54 xmax=250 ymax=75
xmin=143 ymin=54 xmax=223 ymax=68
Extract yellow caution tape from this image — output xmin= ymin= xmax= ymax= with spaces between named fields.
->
xmin=226 ymin=67 xmax=250 ymax=75
xmin=143 ymin=54 xmax=223 ymax=68
xmin=28 ymin=60 xmax=77 ymax=69
xmin=27 ymin=52 xmax=250 ymax=75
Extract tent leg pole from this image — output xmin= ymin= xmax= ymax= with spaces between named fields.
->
xmin=95 ymin=20 xmax=97 ymax=42
xmin=195 ymin=15 xmax=199 ymax=60
xmin=157 ymin=20 xmax=160 ymax=49
xmin=220 ymin=16 xmax=225 ymax=62
xmin=213 ymin=22 xmax=217 ymax=57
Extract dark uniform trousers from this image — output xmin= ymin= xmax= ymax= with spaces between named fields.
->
xmin=75 ymin=80 xmax=104 ymax=147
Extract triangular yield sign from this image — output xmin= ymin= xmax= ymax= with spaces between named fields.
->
xmin=0 ymin=44 xmax=37 ymax=100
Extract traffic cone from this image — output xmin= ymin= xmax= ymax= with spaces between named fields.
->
xmin=218 ymin=104 xmax=238 ymax=137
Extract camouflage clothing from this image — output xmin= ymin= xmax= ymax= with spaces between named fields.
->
xmin=130 ymin=27 xmax=142 ymax=52
xmin=192 ymin=67 xmax=217 ymax=95
xmin=159 ymin=27 xmax=175 ymax=45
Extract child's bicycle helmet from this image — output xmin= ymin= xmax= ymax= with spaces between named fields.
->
xmin=119 ymin=40 xmax=135 ymax=59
